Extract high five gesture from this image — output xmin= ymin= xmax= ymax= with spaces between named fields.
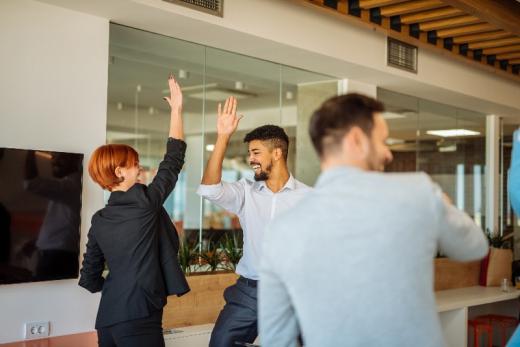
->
xmin=201 ymin=96 xmax=243 ymax=185
xmin=217 ymin=96 xmax=243 ymax=137
xmin=163 ymin=74 xmax=184 ymax=140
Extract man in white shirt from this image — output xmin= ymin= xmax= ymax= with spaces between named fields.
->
xmin=197 ymin=96 xmax=311 ymax=347
xmin=259 ymin=93 xmax=489 ymax=347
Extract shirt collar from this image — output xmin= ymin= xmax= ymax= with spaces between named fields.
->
xmin=315 ymin=166 xmax=363 ymax=188
xmin=254 ymin=174 xmax=296 ymax=192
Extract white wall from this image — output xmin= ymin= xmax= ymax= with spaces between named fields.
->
xmin=0 ymin=0 xmax=108 ymax=342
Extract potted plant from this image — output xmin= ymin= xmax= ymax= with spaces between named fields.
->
xmin=220 ymin=232 xmax=243 ymax=271
xmin=200 ymin=240 xmax=224 ymax=273
xmin=480 ymin=229 xmax=513 ymax=286
xmin=178 ymin=235 xmax=199 ymax=275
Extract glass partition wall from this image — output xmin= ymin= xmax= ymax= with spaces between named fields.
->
xmin=107 ymin=24 xmax=338 ymax=274
xmin=107 ymin=24 xmax=499 ymax=274
xmin=378 ymin=89 xmax=487 ymax=230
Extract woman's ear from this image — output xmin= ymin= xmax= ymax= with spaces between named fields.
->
xmin=115 ymin=166 xmax=124 ymax=181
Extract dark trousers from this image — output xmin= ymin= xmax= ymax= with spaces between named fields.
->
xmin=97 ymin=310 xmax=165 ymax=347
xmin=210 ymin=277 xmax=258 ymax=347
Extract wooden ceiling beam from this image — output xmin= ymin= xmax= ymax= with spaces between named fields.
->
xmin=469 ymin=38 xmax=520 ymax=50
xmin=301 ymin=0 xmax=520 ymax=81
xmin=496 ymin=52 xmax=520 ymax=61
xmin=359 ymin=0 xmax=410 ymax=10
xmin=439 ymin=0 xmax=520 ymax=37
xmin=510 ymin=59 xmax=520 ymax=65
xmin=483 ymin=45 xmax=520 ymax=56
xmin=437 ymin=23 xmax=495 ymax=38
xmin=401 ymin=7 xmax=463 ymax=24
xmin=453 ymin=31 xmax=511 ymax=44
xmin=380 ymin=0 xmax=445 ymax=17
xmin=419 ymin=15 xmax=480 ymax=31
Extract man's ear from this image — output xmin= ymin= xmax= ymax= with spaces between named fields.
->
xmin=342 ymin=127 xmax=369 ymax=158
xmin=273 ymin=147 xmax=283 ymax=161
xmin=352 ymin=127 xmax=370 ymax=156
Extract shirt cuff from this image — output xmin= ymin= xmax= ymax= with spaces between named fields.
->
xmin=196 ymin=183 xmax=224 ymax=199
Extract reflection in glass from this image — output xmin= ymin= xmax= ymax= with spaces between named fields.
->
xmin=379 ymin=88 xmax=487 ymax=227
xmin=107 ymin=24 xmax=337 ymax=274
xmin=0 ymin=148 xmax=83 ymax=284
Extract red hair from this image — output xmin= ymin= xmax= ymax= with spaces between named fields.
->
xmin=88 ymin=144 xmax=139 ymax=191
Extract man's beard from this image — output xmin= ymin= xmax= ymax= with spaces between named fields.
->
xmin=254 ymin=162 xmax=273 ymax=181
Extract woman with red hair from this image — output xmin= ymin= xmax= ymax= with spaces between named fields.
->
xmin=79 ymin=75 xmax=189 ymax=347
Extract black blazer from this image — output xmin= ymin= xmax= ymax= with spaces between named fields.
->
xmin=79 ymin=138 xmax=190 ymax=328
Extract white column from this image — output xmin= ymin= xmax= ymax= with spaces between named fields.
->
xmin=338 ymin=79 xmax=377 ymax=97
xmin=486 ymin=114 xmax=500 ymax=235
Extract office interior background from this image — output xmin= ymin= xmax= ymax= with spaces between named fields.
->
xmin=1 ymin=0 xmax=520 ymax=346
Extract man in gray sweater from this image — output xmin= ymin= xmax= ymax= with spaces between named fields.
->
xmin=258 ymin=93 xmax=488 ymax=347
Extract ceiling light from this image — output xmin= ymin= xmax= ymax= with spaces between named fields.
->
xmin=116 ymin=102 xmax=123 ymax=111
xmin=107 ymin=131 xmax=149 ymax=141
xmin=285 ymin=91 xmax=294 ymax=100
xmin=162 ymin=83 xmax=257 ymax=101
xmin=382 ymin=112 xmax=406 ymax=120
xmin=136 ymin=84 xmax=142 ymax=92
xmin=178 ymin=69 xmax=189 ymax=79
xmin=386 ymin=138 xmax=405 ymax=145
xmin=439 ymin=145 xmax=457 ymax=152
xmin=426 ymin=129 xmax=480 ymax=137
xmin=190 ymin=89 xmax=257 ymax=101
xmin=234 ymin=81 xmax=244 ymax=90
xmin=206 ymin=144 xmax=215 ymax=152
xmin=148 ymin=107 xmax=155 ymax=115
xmin=162 ymin=83 xmax=219 ymax=94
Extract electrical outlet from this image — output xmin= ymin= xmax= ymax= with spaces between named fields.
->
xmin=24 ymin=321 xmax=50 ymax=339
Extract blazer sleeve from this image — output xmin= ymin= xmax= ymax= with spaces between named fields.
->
xmin=78 ymin=225 xmax=105 ymax=293
xmin=146 ymin=138 xmax=187 ymax=209
xmin=158 ymin=209 xmax=190 ymax=297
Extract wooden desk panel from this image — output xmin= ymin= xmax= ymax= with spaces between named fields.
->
xmin=0 ymin=332 xmax=97 ymax=347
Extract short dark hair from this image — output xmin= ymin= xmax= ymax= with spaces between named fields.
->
xmin=244 ymin=125 xmax=289 ymax=160
xmin=309 ymin=93 xmax=384 ymax=157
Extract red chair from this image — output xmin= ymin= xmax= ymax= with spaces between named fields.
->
xmin=476 ymin=314 xmax=519 ymax=347
xmin=468 ymin=318 xmax=493 ymax=347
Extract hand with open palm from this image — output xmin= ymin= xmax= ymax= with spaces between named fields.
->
xmin=217 ymin=96 xmax=243 ymax=137
xmin=163 ymin=74 xmax=183 ymax=114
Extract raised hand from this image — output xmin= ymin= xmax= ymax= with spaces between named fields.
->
xmin=217 ymin=96 xmax=243 ymax=137
xmin=163 ymin=74 xmax=183 ymax=114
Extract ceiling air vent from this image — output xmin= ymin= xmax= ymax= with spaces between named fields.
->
xmin=163 ymin=0 xmax=223 ymax=17
xmin=387 ymin=38 xmax=418 ymax=73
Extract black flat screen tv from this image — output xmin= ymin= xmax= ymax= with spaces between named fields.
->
xmin=0 ymin=147 xmax=83 ymax=284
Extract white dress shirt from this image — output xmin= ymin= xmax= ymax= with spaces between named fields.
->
xmin=197 ymin=175 xmax=311 ymax=280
